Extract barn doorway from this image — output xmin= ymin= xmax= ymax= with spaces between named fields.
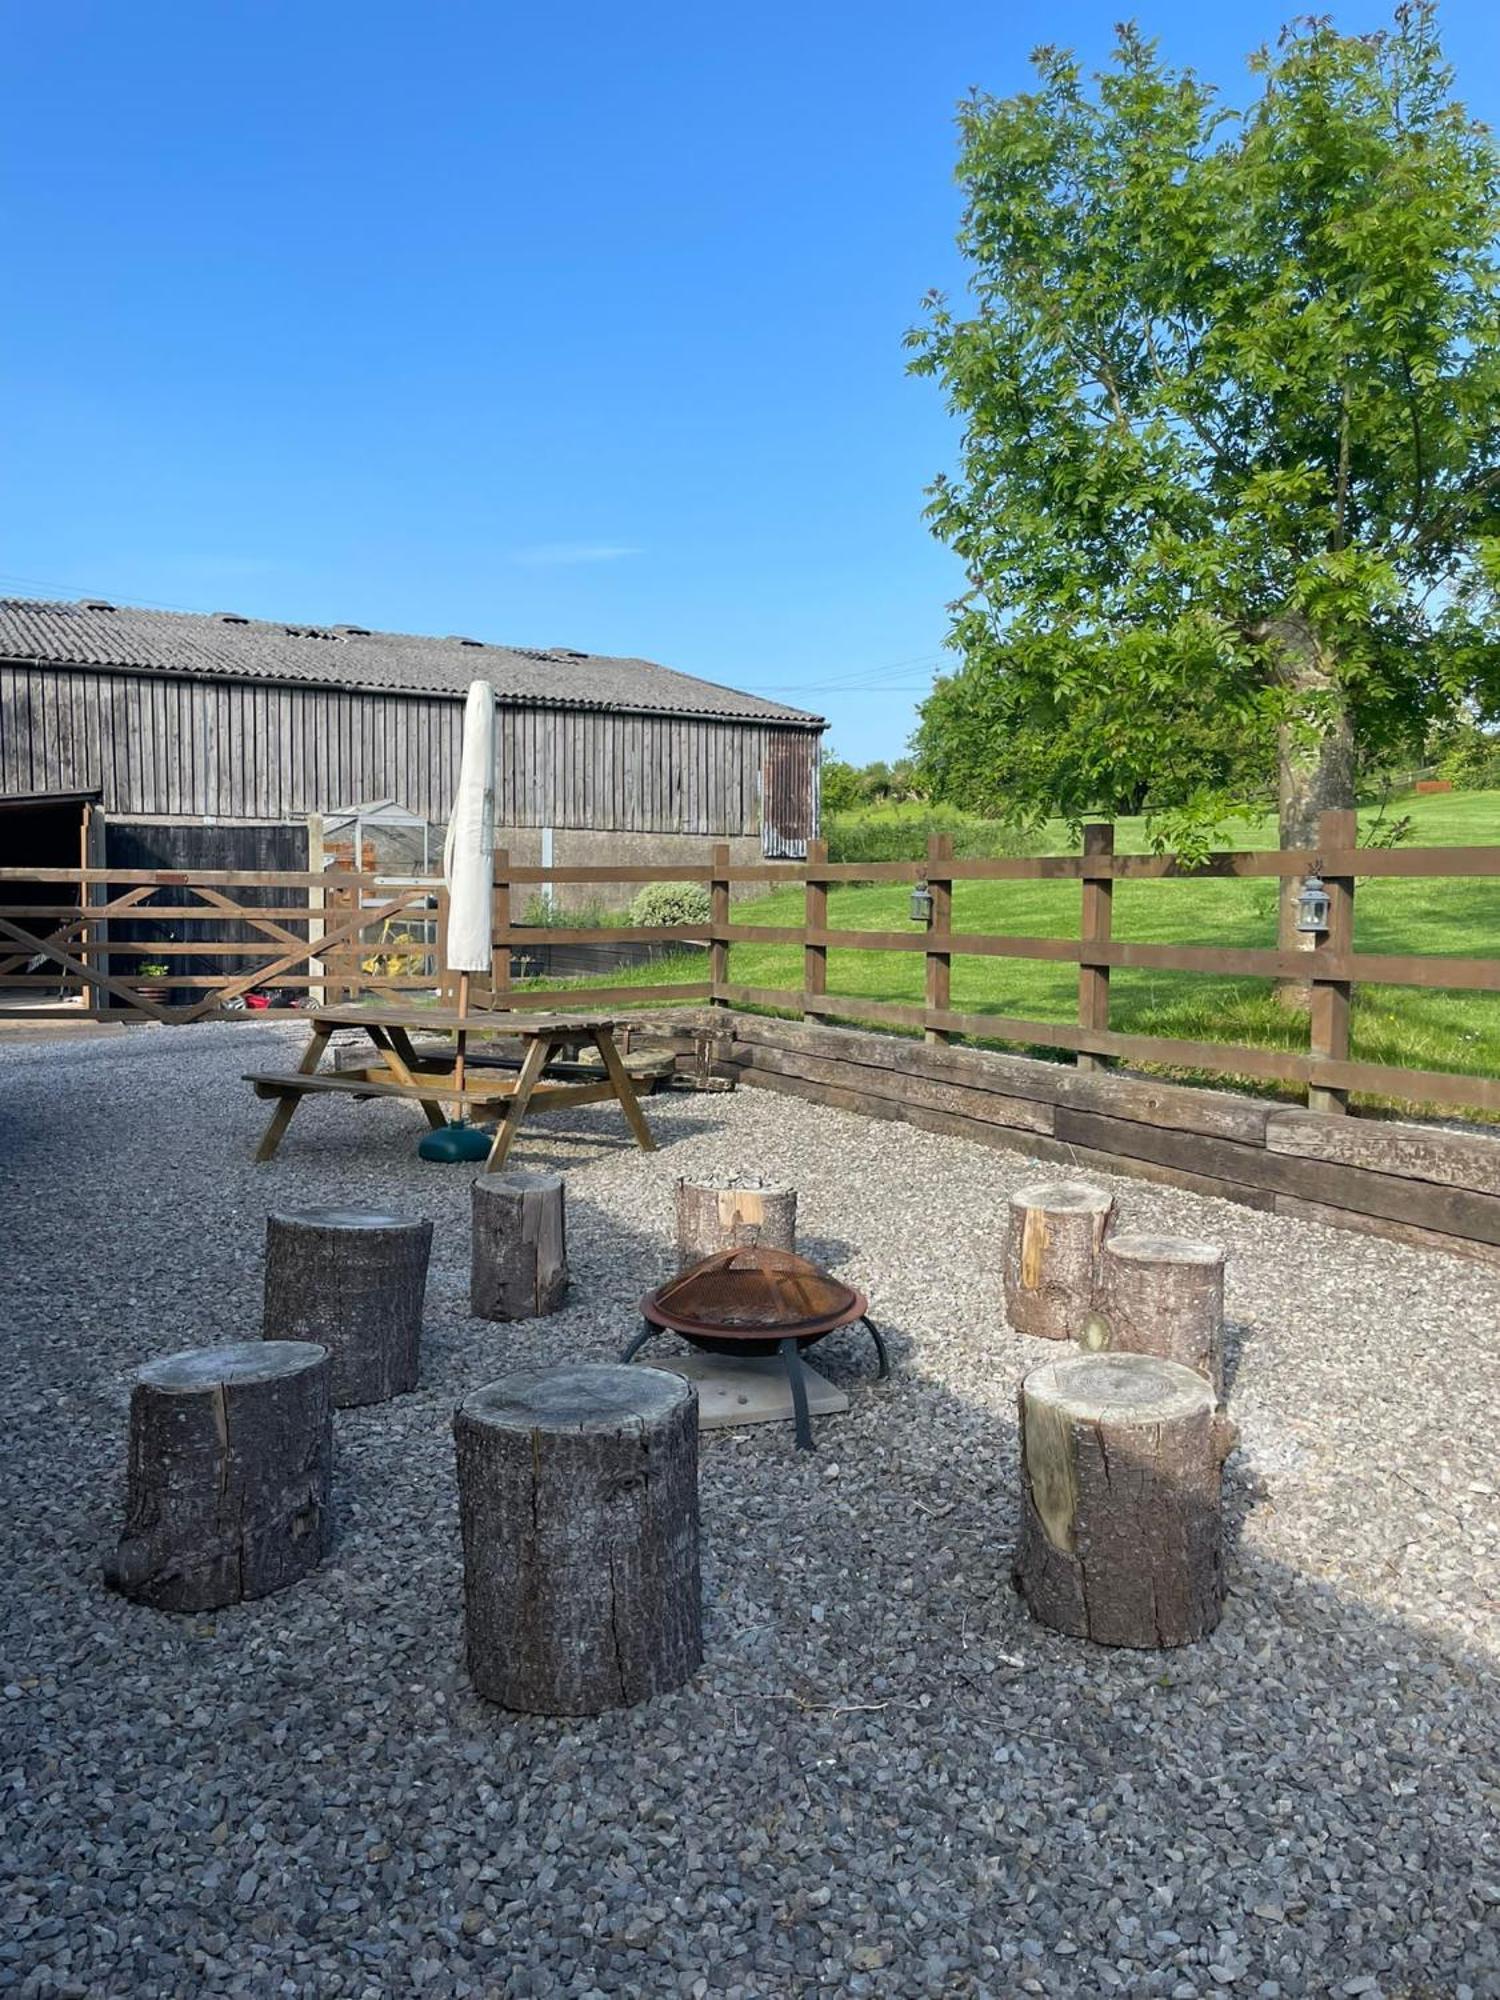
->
xmin=0 ymin=791 xmax=96 ymax=1005
xmin=101 ymin=818 xmax=311 ymax=1010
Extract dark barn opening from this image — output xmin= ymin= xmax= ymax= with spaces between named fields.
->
xmin=0 ymin=792 xmax=94 ymax=1001
xmin=102 ymin=820 xmax=310 ymax=1009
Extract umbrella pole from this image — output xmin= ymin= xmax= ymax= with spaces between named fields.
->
xmin=455 ymin=970 xmax=469 ymax=1118
xmin=419 ymin=968 xmax=491 ymax=1163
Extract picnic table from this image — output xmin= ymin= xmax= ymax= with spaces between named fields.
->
xmin=246 ymin=1006 xmax=658 ymax=1171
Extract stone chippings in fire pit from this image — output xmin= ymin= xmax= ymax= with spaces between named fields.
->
xmin=1 ymin=1021 xmax=1498 ymax=1999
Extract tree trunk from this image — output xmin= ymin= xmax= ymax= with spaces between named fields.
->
xmin=453 ymin=1363 xmax=702 ymax=1713
xmin=675 ymin=1174 xmax=797 ymax=1268
xmin=1002 ymin=1179 xmax=1115 ymax=1341
xmin=263 ymin=1208 xmax=431 ymax=1407
xmin=1014 ymin=1352 xmax=1235 ymax=1648
xmin=104 ymin=1341 xmax=333 ymax=1612
xmin=470 ymin=1172 xmax=568 ymax=1321
xmin=1084 ymin=1233 xmax=1226 ymax=1400
xmin=1272 ymin=614 xmax=1356 ymax=1009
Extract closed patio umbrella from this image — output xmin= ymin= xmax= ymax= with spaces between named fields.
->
xmin=420 ymin=679 xmax=496 ymax=1162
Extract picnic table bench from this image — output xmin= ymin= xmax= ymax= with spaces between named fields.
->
xmin=246 ymin=1006 xmax=658 ymax=1171
xmin=336 ymin=1038 xmax=675 ymax=1090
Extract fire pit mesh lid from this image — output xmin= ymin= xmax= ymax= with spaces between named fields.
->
xmin=652 ymin=1247 xmax=858 ymax=1332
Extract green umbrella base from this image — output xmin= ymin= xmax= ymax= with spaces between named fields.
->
xmin=418 ymin=1121 xmax=493 ymax=1164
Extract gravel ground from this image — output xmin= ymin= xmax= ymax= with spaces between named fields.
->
xmin=2 ymin=1020 xmax=1498 ymax=2000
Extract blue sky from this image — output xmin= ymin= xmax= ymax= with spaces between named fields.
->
xmin=5 ymin=2 xmax=1497 ymax=763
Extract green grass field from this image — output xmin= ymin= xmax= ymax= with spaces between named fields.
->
xmin=522 ymin=789 xmax=1500 ymax=1114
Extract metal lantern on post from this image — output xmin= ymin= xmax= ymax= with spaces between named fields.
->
xmin=909 ymin=880 xmax=934 ymax=926
xmin=1296 ymin=874 xmax=1331 ymax=935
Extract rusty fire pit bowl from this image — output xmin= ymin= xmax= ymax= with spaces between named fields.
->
xmin=628 ymin=1246 xmax=888 ymax=1449
xmin=640 ymin=1245 xmax=869 ymax=1357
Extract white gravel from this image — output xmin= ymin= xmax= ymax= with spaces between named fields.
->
xmin=2 ymin=1020 xmax=1498 ymax=1999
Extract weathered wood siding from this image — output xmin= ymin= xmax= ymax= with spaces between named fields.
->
xmin=0 ymin=664 xmax=819 ymax=838
xmin=494 ymin=704 xmax=785 ymax=836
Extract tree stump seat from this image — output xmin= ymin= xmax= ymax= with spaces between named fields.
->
xmin=1085 ymin=1233 xmax=1227 ymax=1398
xmin=104 ymin=1341 xmax=333 ymax=1613
xmin=1003 ymin=1179 xmax=1116 ymax=1341
xmin=263 ymin=1208 xmax=431 ymax=1407
xmin=453 ymin=1363 xmax=702 ymax=1714
xmin=471 ymin=1171 xmax=568 ymax=1321
xmin=1014 ymin=1352 xmax=1235 ymax=1649
xmin=675 ymin=1174 xmax=798 ymax=1268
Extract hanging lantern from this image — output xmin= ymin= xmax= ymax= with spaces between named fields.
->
xmin=909 ymin=881 xmax=934 ymax=926
xmin=1296 ymin=874 xmax=1331 ymax=935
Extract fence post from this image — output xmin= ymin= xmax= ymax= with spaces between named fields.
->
xmin=1076 ymin=821 xmax=1114 ymax=1071
xmin=804 ymin=837 xmax=827 ymax=1022
xmin=305 ymin=812 xmax=327 ymax=1008
xmin=710 ymin=842 xmax=731 ymax=1006
xmin=490 ymin=847 xmax=511 ymax=1012
xmin=1307 ymin=807 xmax=1356 ymax=1115
xmin=925 ymin=832 xmax=955 ymax=1045
xmin=82 ymin=806 xmax=108 ymax=1013
xmin=325 ymin=870 xmax=353 ymax=1005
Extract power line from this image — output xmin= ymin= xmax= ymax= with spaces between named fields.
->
xmin=758 ymin=651 xmax=948 ymax=693
xmin=0 ymin=570 xmax=223 ymax=616
xmin=765 ymin=650 xmax=944 ymax=687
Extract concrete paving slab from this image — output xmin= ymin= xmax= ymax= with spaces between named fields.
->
xmin=649 ymin=1351 xmax=849 ymax=1429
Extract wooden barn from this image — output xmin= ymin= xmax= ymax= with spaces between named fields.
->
xmin=0 ymin=597 xmax=825 ymax=888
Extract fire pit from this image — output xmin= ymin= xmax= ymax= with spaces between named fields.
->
xmin=624 ymin=1246 xmax=887 ymax=1450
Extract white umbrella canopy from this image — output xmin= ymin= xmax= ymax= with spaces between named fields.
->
xmin=443 ymin=679 xmax=497 ymax=977
xmin=424 ymin=681 xmax=497 ymax=1156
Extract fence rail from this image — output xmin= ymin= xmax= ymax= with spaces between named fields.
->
xmin=1 ymin=812 xmax=1496 ymax=1115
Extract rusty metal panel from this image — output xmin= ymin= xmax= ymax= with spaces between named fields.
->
xmin=761 ymin=731 xmax=817 ymax=858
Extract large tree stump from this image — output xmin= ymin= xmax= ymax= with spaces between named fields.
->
xmin=104 ymin=1341 xmax=332 ymax=1613
xmin=1085 ymin=1233 xmax=1227 ymax=1398
xmin=263 ymin=1208 xmax=431 ymax=1407
xmin=1003 ymin=1179 xmax=1116 ymax=1341
xmin=1014 ymin=1353 xmax=1236 ymax=1649
xmin=453 ymin=1363 xmax=702 ymax=1713
xmin=675 ymin=1174 xmax=797 ymax=1268
xmin=471 ymin=1172 xmax=568 ymax=1321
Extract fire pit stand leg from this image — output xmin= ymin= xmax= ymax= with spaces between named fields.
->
xmin=859 ymin=1316 xmax=890 ymax=1381
xmin=620 ymin=1321 xmax=657 ymax=1365
xmin=778 ymin=1337 xmax=815 ymax=1451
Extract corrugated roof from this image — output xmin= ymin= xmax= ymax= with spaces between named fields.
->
xmin=0 ymin=598 xmax=824 ymax=727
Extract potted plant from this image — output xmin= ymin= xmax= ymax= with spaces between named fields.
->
xmin=134 ymin=958 xmax=172 ymax=1002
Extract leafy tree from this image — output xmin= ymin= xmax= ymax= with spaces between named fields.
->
xmin=1428 ymin=709 xmax=1500 ymax=788
xmin=819 ymin=749 xmax=864 ymax=814
xmin=886 ymin=756 xmax=929 ymax=802
xmin=915 ymin=636 xmax=1270 ymax=821
xmin=908 ymin=3 xmax=1500 ymax=963
xmin=820 ymin=748 xmax=932 ymax=813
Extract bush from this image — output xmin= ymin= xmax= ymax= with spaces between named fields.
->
xmin=627 ymin=881 xmax=712 ymax=927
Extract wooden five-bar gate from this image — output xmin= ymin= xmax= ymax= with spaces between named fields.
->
xmin=2 ymin=809 xmax=1497 ymax=1118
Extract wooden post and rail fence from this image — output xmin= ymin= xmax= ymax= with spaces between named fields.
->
xmin=2 ymin=806 xmax=1497 ymax=1118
